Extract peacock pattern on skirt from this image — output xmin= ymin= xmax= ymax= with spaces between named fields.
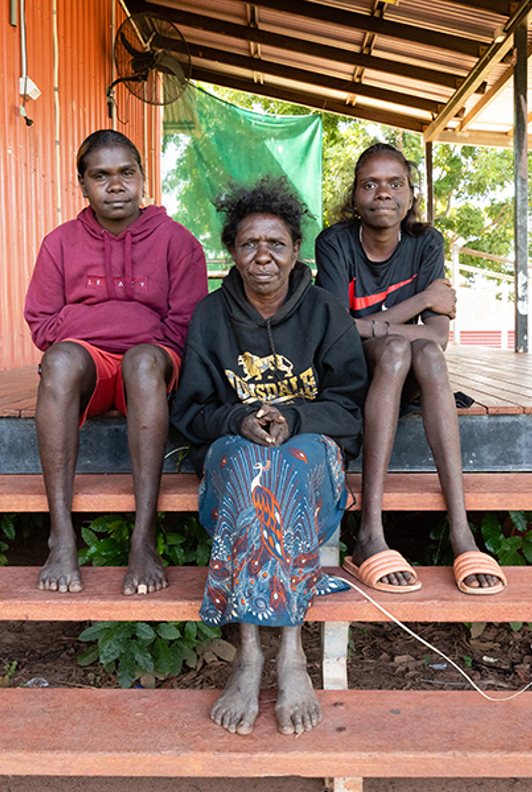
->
xmin=198 ymin=433 xmax=350 ymax=627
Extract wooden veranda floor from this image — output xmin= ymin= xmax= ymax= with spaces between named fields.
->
xmin=445 ymin=346 xmax=532 ymax=415
xmin=1 ymin=347 xmax=531 ymax=418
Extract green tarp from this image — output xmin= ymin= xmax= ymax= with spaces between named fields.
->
xmin=163 ymin=86 xmax=322 ymax=262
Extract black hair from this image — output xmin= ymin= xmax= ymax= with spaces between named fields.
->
xmin=213 ymin=175 xmax=312 ymax=249
xmin=76 ymin=130 xmax=144 ymax=178
xmin=341 ymin=142 xmax=430 ymax=236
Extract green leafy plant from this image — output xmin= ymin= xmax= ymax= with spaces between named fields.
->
xmin=481 ymin=511 xmax=532 ymax=566
xmin=0 ymin=514 xmax=16 ymax=566
xmin=78 ymin=620 xmax=221 ymax=689
xmin=478 ymin=511 xmax=532 ymax=631
xmin=510 ymin=622 xmax=528 ymax=632
xmin=0 ymin=512 xmax=47 ymax=566
xmin=347 ymin=626 xmax=355 ymax=658
xmin=164 ymin=443 xmax=190 ymax=472
xmin=76 ymin=512 xmax=216 ymax=688
xmin=424 ymin=515 xmax=477 ymax=567
xmin=78 ymin=512 xmax=211 ymax=568
xmin=425 ymin=515 xmax=452 ymax=566
xmin=0 ymin=660 xmax=17 ymax=687
xmin=339 ymin=540 xmax=348 ymax=566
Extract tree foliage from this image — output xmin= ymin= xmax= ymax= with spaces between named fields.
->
xmin=431 ymin=144 xmax=515 ymax=275
xmin=164 ymin=83 xmax=523 ymax=276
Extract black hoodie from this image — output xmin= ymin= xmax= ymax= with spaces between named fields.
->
xmin=171 ymin=262 xmax=368 ymax=474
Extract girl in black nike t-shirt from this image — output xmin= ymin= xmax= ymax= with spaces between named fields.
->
xmin=316 ymin=142 xmax=506 ymax=596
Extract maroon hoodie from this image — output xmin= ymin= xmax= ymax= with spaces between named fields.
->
xmin=24 ymin=205 xmax=207 ymax=356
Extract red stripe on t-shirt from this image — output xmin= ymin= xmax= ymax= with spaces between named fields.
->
xmin=349 ymin=274 xmax=418 ymax=311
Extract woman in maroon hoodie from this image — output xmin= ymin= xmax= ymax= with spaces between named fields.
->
xmin=25 ymin=129 xmax=207 ymax=596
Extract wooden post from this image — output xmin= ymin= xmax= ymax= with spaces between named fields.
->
xmin=452 ymin=242 xmax=460 ymax=345
xmin=324 ymin=779 xmax=364 ymax=792
xmin=319 ymin=529 xmax=349 ymax=691
xmin=321 ymin=621 xmax=349 ymax=690
xmin=514 ymin=17 xmax=529 ymax=352
xmin=425 ymin=140 xmax=434 ymax=226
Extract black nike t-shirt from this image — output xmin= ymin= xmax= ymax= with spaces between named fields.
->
xmin=315 ymin=219 xmax=445 ymax=321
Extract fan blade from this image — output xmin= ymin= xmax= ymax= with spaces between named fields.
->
xmin=131 ymin=53 xmax=157 ymax=73
xmin=119 ymin=31 xmax=145 ymax=59
xmin=154 ymin=52 xmax=185 ymax=81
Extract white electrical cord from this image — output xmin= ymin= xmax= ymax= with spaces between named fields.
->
xmin=337 ymin=574 xmax=532 ymax=702
xmin=52 ymin=0 xmax=61 ymax=224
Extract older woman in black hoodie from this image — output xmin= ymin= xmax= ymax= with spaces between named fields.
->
xmin=172 ymin=176 xmax=367 ymax=737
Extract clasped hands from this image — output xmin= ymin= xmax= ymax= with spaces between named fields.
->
xmin=241 ymin=403 xmax=290 ymax=447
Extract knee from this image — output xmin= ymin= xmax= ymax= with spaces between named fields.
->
xmin=376 ymin=335 xmax=412 ymax=380
xmin=121 ymin=344 xmax=168 ymax=388
xmin=39 ymin=342 xmax=93 ymax=390
xmin=411 ymin=338 xmax=447 ymax=381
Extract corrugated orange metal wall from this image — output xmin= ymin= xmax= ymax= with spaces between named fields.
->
xmin=0 ymin=0 xmax=161 ymax=371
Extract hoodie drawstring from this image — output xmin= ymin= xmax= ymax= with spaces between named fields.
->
xmin=266 ymin=318 xmax=283 ymax=386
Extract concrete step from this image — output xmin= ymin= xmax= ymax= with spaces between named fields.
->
xmin=2 ymin=411 xmax=532 ymax=474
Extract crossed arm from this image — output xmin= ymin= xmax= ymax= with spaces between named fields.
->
xmin=354 ymin=278 xmax=456 ymax=349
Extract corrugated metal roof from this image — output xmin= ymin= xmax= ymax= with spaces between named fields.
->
xmin=125 ymin=0 xmax=532 ymax=148
xmin=389 ymin=0 xmax=506 ymax=39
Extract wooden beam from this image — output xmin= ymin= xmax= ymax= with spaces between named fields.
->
xmin=5 ymin=471 xmax=532 ymax=514
xmin=186 ymin=43 xmax=444 ymax=114
xmin=423 ymin=36 xmax=514 ymax=141
xmin=459 ymin=41 xmax=532 ymax=132
xmin=3 ymin=564 xmax=532 ymax=623
xmin=439 ymin=0 xmax=512 ymax=14
xmin=227 ymin=0 xmax=485 ymax=57
xmin=425 ymin=140 xmax=434 ymax=225
xmin=6 ymin=688 xmax=532 ymax=778
xmin=125 ymin=1 xmax=481 ymax=92
xmin=424 ymin=0 xmax=532 ymax=142
xmin=434 ymin=128 xmax=532 ymax=149
xmin=190 ymin=67 xmax=428 ymax=131
xmin=514 ymin=16 xmax=529 ymax=353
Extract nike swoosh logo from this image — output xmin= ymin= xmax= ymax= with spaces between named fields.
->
xmin=349 ymin=274 xmax=418 ymax=311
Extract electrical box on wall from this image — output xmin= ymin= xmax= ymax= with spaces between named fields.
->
xmin=19 ymin=76 xmax=40 ymax=101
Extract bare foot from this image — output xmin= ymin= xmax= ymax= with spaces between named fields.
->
xmin=38 ymin=536 xmax=82 ymax=593
xmin=275 ymin=625 xmax=322 ymax=736
xmin=122 ymin=544 xmax=168 ymax=596
xmin=275 ymin=657 xmax=322 ymax=736
xmin=211 ymin=641 xmax=264 ymax=735
xmin=353 ymin=529 xmax=416 ymax=588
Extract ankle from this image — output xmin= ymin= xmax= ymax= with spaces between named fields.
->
xmin=48 ymin=529 xmax=76 ymax=550
xmin=129 ymin=528 xmax=157 ymax=551
xmin=277 ymin=641 xmax=306 ymax=672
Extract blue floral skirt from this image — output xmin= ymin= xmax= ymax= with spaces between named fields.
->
xmin=198 ymin=433 xmax=350 ymax=627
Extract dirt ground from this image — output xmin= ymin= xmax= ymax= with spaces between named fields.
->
xmin=3 ymin=778 xmax=532 ymax=792
xmin=2 ymin=518 xmax=532 ymax=791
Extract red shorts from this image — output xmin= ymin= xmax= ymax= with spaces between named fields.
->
xmin=59 ymin=339 xmax=181 ymax=427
